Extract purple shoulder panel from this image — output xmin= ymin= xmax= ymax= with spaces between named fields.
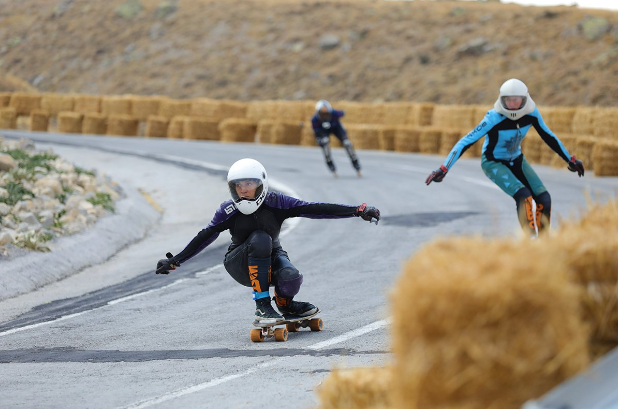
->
xmin=206 ymin=200 xmax=238 ymax=229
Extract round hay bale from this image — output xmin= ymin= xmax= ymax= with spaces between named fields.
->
xmin=57 ymin=112 xmax=83 ymax=134
xmin=101 ymin=96 xmax=132 ymax=116
xmin=317 ymin=366 xmax=392 ymax=409
xmin=419 ymin=127 xmax=442 ymax=154
xmin=82 ymin=113 xmax=108 ymax=135
xmin=379 ymin=126 xmax=399 ymax=151
xmin=158 ymin=98 xmax=192 ymax=119
xmin=394 ymin=126 xmax=422 ymax=152
xmin=0 ymin=107 xmax=17 ymax=129
xmin=592 ymin=139 xmax=618 ymax=176
xmin=256 ymin=119 xmax=278 ymax=144
xmin=145 ymin=115 xmax=169 ymax=138
xmin=219 ymin=118 xmax=257 ymax=143
xmin=130 ymin=96 xmax=163 ymax=121
xmin=167 ymin=116 xmax=188 ymax=139
xmin=73 ymin=95 xmax=101 ymax=114
xmin=29 ymin=109 xmax=49 ymax=132
xmin=9 ymin=92 xmax=42 ymax=116
xmin=107 ymin=114 xmax=138 ymax=136
xmin=183 ymin=117 xmax=220 ymax=141
xmin=272 ymin=121 xmax=303 ymax=145
xmin=40 ymin=94 xmax=75 ymax=116
xmin=346 ymin=124 xmax=381 ymax=150
xmin=391 ymin=237 xmax=590 ymax=409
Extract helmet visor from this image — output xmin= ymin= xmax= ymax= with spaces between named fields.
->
xmin=229 ymin=178 xmax=264 ymax=202
xmin=318 ymin=108 xmax=331 ymax=121
xmin=501 ymin=96 xmax=527 ymax=111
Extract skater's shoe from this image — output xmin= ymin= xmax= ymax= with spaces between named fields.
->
xmin=274 ymin=296 xmax=318 ymax=318
xmin=326 ymin=160 xmax=337 ymax=177
xmin=254 ymin=297 xmax=284 ymax=326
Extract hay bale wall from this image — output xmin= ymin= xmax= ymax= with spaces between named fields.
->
xmin=419 ymin=127 xmax=442 ymax=154
xmin=107 ymin=115 xmax=138 ymax=136
xmin=346 ymin=124 xmax=381 ymax=150
xmin=256 ymin=120 xmax=278 ymax=144
xmin=29 ymin=110 xmax=49 ymax=132
xmin=0 ymin=93 xmax=11 ymax=108
xmin=317 ymin=367 xmax=392 ymax=409
xmin=101 ymin=96 xmax=132 ymax=116
xmin=379 ymin=126 xmax=399 ymax=151
xmin=9 ymin=93 xmax=42 ymax=116
xmin=40 ymin=94 xmax=75 ymax=116
xmin=158 ymin=99 xmax=191 ymax=119
xmin=219 ymin=118 xmax=257 ymax=143
xmin=57 ymin=112 xmax=83 ymax=134
xmin=592 ymin=140 xmax=618 ymax=176
xmin=0 ymin=107 xmax=17 ymax=129
xmin=394 ymin=126 xmax=422 ymax=153
xmin=407 ymin=103 xmax=434 ymax=126
xmin=246 ymin=100 xmax=278 ymax=121
xmin=541 ymin=107 xmax=576 ymax=134
xmin=131 ymin=96 xmax=162 ymax=121
xmin=73 ymin=95 xmax=101 ymax=114
xmin=167 ymin=116 xmax=188 ymax=139
xmin=381 ymin=102 xmax=412 ymax=126
xmin=145 ymin=116 xmax=169 ymax=138
xmin=82 ymin=113 xmax=108 ymax=135
xmin=183 ymin=118 xmax=220 ymax=141
xmin=592 ymin=108 xmax=618 ymax=139
xmin=271 ymin=121 xmax=303 ymax=145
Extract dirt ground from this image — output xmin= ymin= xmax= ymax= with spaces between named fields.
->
xmin=0 ymin=0 xmax=617 ymax=107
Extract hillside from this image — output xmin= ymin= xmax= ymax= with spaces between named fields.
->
xmin=0 ymin=0 xmax=617 ymax=107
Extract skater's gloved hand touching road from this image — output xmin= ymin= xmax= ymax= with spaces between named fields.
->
xmin=355 ymin=203 xmax=380 ymax=224
xmin=425 ymin=165 xmax=448 ymax=185
xmin=156 ymin=257 xmax=179 ymax=274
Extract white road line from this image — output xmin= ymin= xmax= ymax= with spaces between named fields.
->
xmin=119 ymin=319 xmax=390 ymax=409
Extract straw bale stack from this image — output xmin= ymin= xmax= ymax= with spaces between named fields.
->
xmin=419 ymin=128 xmax=442 ymax=154
xmin=592 ymin=107 xmax=618 ymax=139
xmin=219 ymin=118 xmax=257 ymax=143
xmin=406 ymin=103 xmax=434 ymax=126
xmin=57 ymin=112 xmax=83 ymax=134
xmin=379 ymin=126 xmax=399 ymax=151
xmin=167 ymin=116 xmax=188 ymax=139
xmin=219 ymin=100 xmax=248 ymax=119
xmin=271 ymin=121 xmax=303 ymax=145
xmin=9 ymin=92 xmax=42 ymax=116
xmin=347 ymin=124 xmax=382 ymax=150
xmin=317 ymin=367 xmax=392 ymax=409
xmin=256 ymin=120 xmax=278 ymax=144
xmin=183 ymin=118 xmax=220 ymax=141
xmin=571 ymin=107 xmax=595 ymax=136
xmin=190 ymin=98 xmax=221 ymax=119
xmin=277 ymin=101 xmax=307 ymax=122
xmin=29 ymin=109 xmax=49 ymax=132
xmin=101 ymin=96 xmax=132 ymax=116
xmin=337 ymin=101 xmax=383 ymax=125
xmin=432 ymin=105 xmax=477 ymax=129
xmin=107 ymin=115 xmax=138 ymax=136
xmin=302 ymin=100 xmax=318 ymax=122
xmin=130 ymin=96 xmax=163 ymax=121
xmin=541 ymin=107 xmax=576 ymax=134
xmin=82 ymin=113 xmax=108 ymax=135
xmin=246 ymin=100 xmax=279 ymax=121
xmin=0 ymin=92 xmax=11 ymax=108
xmin=145 ymin=116 xmax=169 ymax=138
xmin=394 ymin=126 xmax=422 ymax=153
xmin=391 ymin=237 xmax=590 ymax=409
xmin=472 ymin=105 xmax=490 ymax=123
xmin=439 ymin=128 xmax=461 ymax=156
xmin=592 ymin=139 xmax=618 ymax=176
xmin=381 ymin=102 xmax=412 ymax=126
xmin=521 ymin=131 xmax=543 ymax=164
xmin=550 ymin=134 xmax=578 ymax=169
xmin=158 ymin=98 xmax=192 ymax=119
xmin=73 ymin=95 xmax=101 ymax=114
xmin=0 ymin=107 xmax=17 ymax=129
xmin=575 ymin=136 xmax=596 ymax=170
xmin=40 ymin=94 xmax=75 ymax=116
xmin=300 ymin=126 xmax=317 ymax=147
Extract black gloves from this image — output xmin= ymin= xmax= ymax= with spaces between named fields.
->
xmin=156 ymin=252 xmax=179 ymax=274
xmin=356 ymin=203 xmax=380 ymax=224
xmin=425 ymin=165 xmax=448 ymax=185
xmin=567 ymin=156 xmax=585 ymax=177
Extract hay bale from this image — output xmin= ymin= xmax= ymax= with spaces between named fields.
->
xmin=190 ymin=99 xmax=249 ymax=121
xmin=183 ymin=117 xmax=220 ymax=141
xmin=571 ymin=107 xmax=595 ymax=136
xmin=419 ymin=127 xmax=442 ymax=154
xmin=219 ymin=118 xmax=257 ymax=143
xmin=439 ymin=128 xmax=462 ymax=156
xmin=256 ymin=119 xmax=278 ymax=144
xmin=541 ymin=107 xmax=576 ymax=134
xmin=277 ymin=101 xmax=307 ymax=122
xmin=158 ymin=98 xmax=192 ymax=119
xmin=0 ymin=92 xmax=11 ymax=108
xmin=575 ymin=136 xmax=597 ymax=170
xmin=522 ymin=130 xmax=543 ymax=164
xmin=272 ymin=121 xmax=303 ymax=145
xmin=0 ymin=107 xmax=17 ymax=129
xmin=317 ymin=366 xmax=392 ymax=409
xmin=592 ymin=107 xmax=618 ymax=139
xmin=107 ymin=114 xmax=138 ymax=136
xmin=337 ymin=101 xmax=383 ymax=125
xmin=431 ymin=105 xmax=476 ymax=129
xmin=101 ymin=96 xmax=132 ymax=116
xmin=145 ymin=115 xmax=169 ymax=138
xmin=592 ymin=139 xmax=618 ymax=176
xmin=82 ymin=113 xmax=108 ymax=135
xmin=130 ymin=96 xmax=163 ymax=120
xmin=407 ymin=103 xmax=434 ymax=126
xmin=167 ymin=116 xmax=188 ymax=139
xmin=381 ymin=102 xmax=412 ymax=126
xmin=74 ymin=95 xmax=101 ymax=114
xmin=9 ymin=92 xmax=42 ymax=116
xmin=40 ymin=94 xmax=75 ymax=116
xmin=394 ymin=126 xmax=422 ymax=153
xmin=347 ymin=124 xmax=382 ymax=150
xmin=29 ymin=109 xmax=49 ymax=132
xmin=379 ymin=126 xmax=399 ymax=151
xmin=300 ymin=126 xmax=317 ymax=146
xmin=246 ymin=100 xmax=278 ymax=121
xmin=391 ymin=237 xmax=590 ymax=409
xmin=57 ymin=112 xmax=83 ymax=134
xmin=550 ymin=134 xmax=578 ymax=168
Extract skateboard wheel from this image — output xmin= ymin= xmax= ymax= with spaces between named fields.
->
xmin=286 ymin=322 xmax=301 ymax=332
xmin=308 ymin=318 xmax=323 ymax=332
xmin=250 ymin=328 xmax=265 ymax=342
xmin=274 ymin=328 xmax=288 ymax=342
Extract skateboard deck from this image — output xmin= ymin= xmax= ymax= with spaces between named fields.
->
xmin=250 ymin=309 xmax=323 ymax=342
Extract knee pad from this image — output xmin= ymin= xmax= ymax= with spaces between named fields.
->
xmin=246 ymin=231 xmax=272 ymax=258
xmin=316 ymin=136 xmax=330 ymax=147
xmin=342 ymin=138 xmax=352 ymax=147
xmin=274 ymin=268 xmax=303 ymax=298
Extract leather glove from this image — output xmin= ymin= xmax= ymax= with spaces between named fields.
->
xmin=567 ymin=156 xmax=585 ymax=177
xmin=355 ymin=203 xmax=380 ymax=224
xmin=425 ymin=165 xmax=448 ymax=185
xmin=156 ymin=252 xmax=179 ymax=274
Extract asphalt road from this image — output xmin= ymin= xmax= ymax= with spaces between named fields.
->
xmin=0 ymin=131 xmax=616 ymax=409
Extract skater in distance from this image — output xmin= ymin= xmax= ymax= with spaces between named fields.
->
xmin=425 ymin=78 xmax=584 ymax=237
xmin=155 ymin=158 xmax=380 ymax=326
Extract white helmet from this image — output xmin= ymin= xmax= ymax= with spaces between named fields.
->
xmin=494 ymin=78 xmax=536 ymax=120
xmin=227 ymin=158 xmax=268 ymax=215
xmin=315 ymin=99 xmax=333 ymax=114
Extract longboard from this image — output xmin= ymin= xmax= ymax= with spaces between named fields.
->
xmin=250 ymin=309 xmax=323 ymax=342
